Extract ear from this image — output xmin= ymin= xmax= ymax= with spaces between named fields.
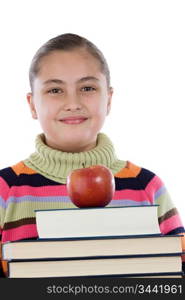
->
xmin=26 ymin=93 xmax=38 ymax=119
xmin=106 ymin=87 xmax=113 ymax=115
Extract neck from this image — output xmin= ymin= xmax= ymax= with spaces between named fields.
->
xmin=23 ymin=132 xmax=126 ymax=184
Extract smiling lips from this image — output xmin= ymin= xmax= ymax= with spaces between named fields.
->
xmin=60 ymin=117 xmax=88 ymax=124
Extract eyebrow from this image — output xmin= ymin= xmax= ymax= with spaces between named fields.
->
xmin=43 ymin=76 xmax=100 ymax=85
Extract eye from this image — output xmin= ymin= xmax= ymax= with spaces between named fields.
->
xmin=81 ymin=86 xmax=96 ymax=92
xmin=48 ymin=88 xmax=62 ymax=94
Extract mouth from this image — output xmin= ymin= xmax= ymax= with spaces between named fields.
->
xmin=59 ymin=117 xmax=88 ymax=125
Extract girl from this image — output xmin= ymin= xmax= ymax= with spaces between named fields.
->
xmin=0 ymin=33 xmax=184 ymax=276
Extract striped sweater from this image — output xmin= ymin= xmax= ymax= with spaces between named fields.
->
xmin=0 ymin=132 xmax=185 ymax=276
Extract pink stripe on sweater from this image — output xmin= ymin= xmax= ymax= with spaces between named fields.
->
xmin=2 ymin=224 xmax=38 ymax=243
xmin=113 ymin=190 xmax=149 ymax=202
xmin=8 ymin=185 xmax=68 ymax=199
xmin=160 ymin=214 xmax=184 ymax=235
xmin=145 ymin=175 xmax=164 ymax=204
xmin=8 ymin=186 xmax=150 ymax=203
xmin=0 ymin=177 xmax=10 ymax=201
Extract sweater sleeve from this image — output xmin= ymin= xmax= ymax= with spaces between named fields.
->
xmin=144 ymin=172 xmax=185 ymax=274
xmin=0 ymin=175 xmax=9 ymax=277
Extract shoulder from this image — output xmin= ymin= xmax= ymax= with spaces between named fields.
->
xmin=0 ymin=162 xmax=23 ymax=185
xmin=115 ymin=160 xmax=156 ymax=179
xmin=115 ymin=160 xmax=164 ymax=192
xmin=0 ymin=161 xmax=36 ymax=187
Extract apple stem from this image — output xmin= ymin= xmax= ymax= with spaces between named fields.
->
xmin=82 ymin=163 xmax=85 ymax=168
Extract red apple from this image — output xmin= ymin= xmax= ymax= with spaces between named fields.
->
xmin=66 ymin=164 xmax=115 ymax=208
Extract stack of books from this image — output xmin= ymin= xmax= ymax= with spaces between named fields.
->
xmin=2 ymin=205 xmax=183 ymax=278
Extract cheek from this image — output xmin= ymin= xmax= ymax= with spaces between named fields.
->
xmin=87 ymin=95 xmax=108 ymax=115
xmin=90 ymin=104 xmax=108 ymax=130
xmin=94 ymin=102 xmax=109 ymax=118
xmin=36 ymin=99 xmax=57 ymax=119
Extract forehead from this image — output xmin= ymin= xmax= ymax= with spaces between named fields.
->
xmin=37 ymin=49 xmax=102 ymax=80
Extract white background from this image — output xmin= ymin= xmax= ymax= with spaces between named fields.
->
xmin=0 ymin=0 xmax=184 ymax=221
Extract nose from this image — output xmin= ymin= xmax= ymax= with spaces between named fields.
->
xmin=63 ymin=93 xmax=82 ymax=111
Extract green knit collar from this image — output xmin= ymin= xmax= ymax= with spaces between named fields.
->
xmin=24 ymin=132 xmax=126 ymax=184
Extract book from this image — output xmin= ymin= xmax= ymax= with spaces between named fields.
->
xmin=4 ymin=205 xmax=183 ymax=279
xmin=35 ymin=205 xmax=161 ymax=239
xmin=7 ymin=254 xmax=182 ymax=278
xmin=124 ymin=272 xmax=183 ymax=278
xmin=2 ymin=235 xmax=182 ymax=260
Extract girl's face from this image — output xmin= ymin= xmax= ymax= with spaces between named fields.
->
xmin=27 ymin=49 xmax=113 ymax=152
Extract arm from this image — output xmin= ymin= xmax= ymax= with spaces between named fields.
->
xmin=0 ymin=176 xmax=9 ymax=277
xmin=145 ymin=173 xmax=185 ymax=275
xmin=156 ymin=177 xmax=185 ymax=275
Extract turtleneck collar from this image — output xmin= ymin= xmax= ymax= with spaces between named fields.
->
xmin=23 ymin=132 xmax=126 ymax=184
